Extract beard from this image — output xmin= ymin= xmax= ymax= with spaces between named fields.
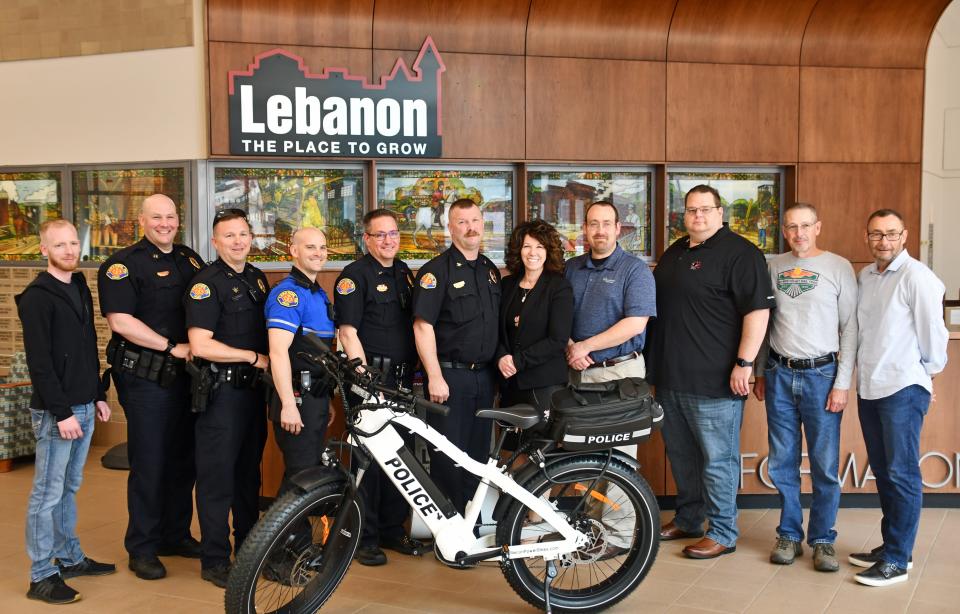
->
xmin=48 ymin=252 xmax=79 ymax=273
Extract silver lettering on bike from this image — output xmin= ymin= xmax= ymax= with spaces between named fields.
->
xmin=384 ymin=457 xmax=443 ymax=519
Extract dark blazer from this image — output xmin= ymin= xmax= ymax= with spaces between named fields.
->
xmin=496 ymin=271 xmax=573 ymax=390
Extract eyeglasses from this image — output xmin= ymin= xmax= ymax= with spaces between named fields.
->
xmin=866 ymin=230 xmax=904 ymax=242
xmin=784 ymin=222 xmax=816 ymax=233
xmin=214 ymin=208 xmax=247 ymax=220
xmin=684 ymin=206 xmax=720 ymax=216
xmin=366 ymin=230 xmax=400 ymax=242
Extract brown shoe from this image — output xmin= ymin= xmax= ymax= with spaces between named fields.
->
xmin=683 ymin=537 xmax=736 ymax=559
xmin=660 ymin=521 xmax=705 ymax=541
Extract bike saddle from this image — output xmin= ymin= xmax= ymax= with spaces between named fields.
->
xmin=475 ymin=404 xmax=541 ymax=429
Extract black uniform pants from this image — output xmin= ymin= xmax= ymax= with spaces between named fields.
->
xmin=115 ymin=372 xmax=196 ymax=557
xmin=426 ymin=367 xmax=495 ymax=514
xmin=195 ymin=384 xmax=267 ymax=569
xmin=273 ymin=392 xmax=330 ymax=494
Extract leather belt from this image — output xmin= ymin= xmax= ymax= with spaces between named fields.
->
xmin=586 ymin=351 xmax=640 ymax=370
xmin=439 ymin=361 xmax=489 ymax=371
xmin=770 ymin=350 xmax=837 ymax=370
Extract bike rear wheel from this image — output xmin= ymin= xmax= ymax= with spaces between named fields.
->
xmin=497 ymin=455 xmax=659 ymax=613
xmin=225 ymin=480 xmax=362 ymax=614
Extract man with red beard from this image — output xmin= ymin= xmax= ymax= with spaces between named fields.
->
xmin=18 ymin=220 xmax=115 ymax=604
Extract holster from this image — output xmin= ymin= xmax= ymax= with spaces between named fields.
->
xmin=186 ymin=361 xmax=216 ymax=413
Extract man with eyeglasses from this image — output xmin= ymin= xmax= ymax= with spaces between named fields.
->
xmin=752 ymin=202 xmax=858 ymax=572
xmin=335 ymin=209 xmax=423 ymax=566
xmin=183 ymin=208 xmax=269 ymax=587
xmin=849 ymin=209 xmax=948 ymax=587
xmin=647 ymin=184 xmax=775 ymax=559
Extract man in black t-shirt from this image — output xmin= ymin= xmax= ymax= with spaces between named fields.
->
xmin=647 ymin=184 xmax=775 ymax=559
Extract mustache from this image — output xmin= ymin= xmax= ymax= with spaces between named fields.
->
xmin=465 ymin=231 xmax=480 ymax=237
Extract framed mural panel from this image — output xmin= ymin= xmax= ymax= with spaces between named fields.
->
xmin=72 ymin=165 xmax=188 ymax=262
xmin=527 ymin=167 xmax=653 ymax=259
xmin=208 ymin=164 xmax=365 ymax=266
xmin=0 ymin=170 xmax=64 ymax=262
xmin=376 ymin=166 xmax=514 ymax=264
xmin=667 ymin=168 xmax=783 ymax=255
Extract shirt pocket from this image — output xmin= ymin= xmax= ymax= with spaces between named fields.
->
xmin=147 ymin=273 xmax=183 ymax=312
xmin=222 ymin=297 xmax=257 ymax=336
xmin=372 ymin=290 xmax=401 ymax=327
xmin=446 ymin=283 xmax=480 ymax=323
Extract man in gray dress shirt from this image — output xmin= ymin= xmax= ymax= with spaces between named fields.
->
xmin=849 ymin=209 xmax=948 ymax=587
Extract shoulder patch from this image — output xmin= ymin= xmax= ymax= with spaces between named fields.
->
xmin=420 ymin=272 xmax=437 ymax=289
xmin=257 ymin=277 xmax=267 ymax=293
xmin=105 ymin=263 xmax=129 ymax=280
xmin=277 ymin=290 xmax=300 ymax=307
xmin=189 ymin=283 xmax=211 ymax=300
xmin=336 ymin=278 xmax=356 ymax=295
xmin=189 ymin=256 xmax=202 ymax=270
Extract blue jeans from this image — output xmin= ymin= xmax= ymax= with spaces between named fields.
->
xmin=764 ymin=360 xmax=841 ymax=545
xmin=660 ymin=388 xmax=744 ymax=547
xmin=25 ymin=403 xmax=95 ymax=582
xmin=858 ymin=385 xmax=930 ymax=570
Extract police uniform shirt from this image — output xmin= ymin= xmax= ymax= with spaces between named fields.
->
xmin=648 ymin=224 xmax=775 ymax=398
xmin=98 ymin=238 xmax=204 ymax=343
xmin=412 ymin=245 xmax=500 ymax=364
xmin=265 ymin=266 xmax=335 ymax=369
xmin=334 ymin=254 xmax=417 ymax=364
xmin=184 ymin=259 xmax=268 ymax=354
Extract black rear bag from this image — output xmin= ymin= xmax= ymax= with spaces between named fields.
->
xmin=548 ymin=378 xmax=664 ymax=451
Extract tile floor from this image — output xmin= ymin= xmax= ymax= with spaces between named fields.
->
xmin=1 ymin=447 xmax=958 ymax=613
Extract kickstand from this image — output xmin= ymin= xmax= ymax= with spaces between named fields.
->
xmin=543 ymin=559 xmax=558 ymax=614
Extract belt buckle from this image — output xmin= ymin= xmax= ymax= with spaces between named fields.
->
xmin=786 ymin=357 xmax=797 ymax=369
xmin=468 ymin=362 xmax=477 ymax=370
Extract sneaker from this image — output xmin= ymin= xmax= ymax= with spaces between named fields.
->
xmin=849 ymin=545 xmax=913 ymax=569
xmin=813 ymin=543 xmax=839 ymax=572
xmin=59 ymin=557 xmax=117 ymax=578
xmin=770 ymin=536 xmax=803 ymax=565
xmin=27 ymin=574 xmax=81 ymax=604
xmin=128 ymin=555 xmax=166 ymax=580
xmin=201 ymin=563 xmax=231 ymax=588
xmin=379 ymin=534 xmax=425 ymax=556
xmin=855 ymin=561 xmax=908 ymax=587
xmin=354 ymin=545 xmax=387 ymax=566
xmin=156 ymin=536 xmax=202 ymax=559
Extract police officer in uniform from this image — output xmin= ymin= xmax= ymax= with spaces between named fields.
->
xmin=98 ymin=194 xmax=203 ymax=580
xmin=336 ymin=209 xmax=423 ymax=566
xmin=413 ymin=198 xmax=500 ymax=517
xmin=184 ymin=209 xmax=268 ymax=587
xmin=265 ymin=227 xmax=336 ymax=492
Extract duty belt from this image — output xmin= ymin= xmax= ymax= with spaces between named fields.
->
xmin=438 ymin=361 xmax=489 ymax=370
xmin=585 ymin=351 xmax=640 ymax=370
xmin=199 ymin=360 xmax=264 ymax=389
xmin=770 ymin=350 xmax=837 ymax=370
xmin=106 ymin=337 xmax=184 ymax=388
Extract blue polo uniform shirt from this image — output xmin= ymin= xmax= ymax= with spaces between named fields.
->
xmin=265 ymin=267 xmax=335 ymax=369
xmin=565 ymin=244 xmax=656 ymax=363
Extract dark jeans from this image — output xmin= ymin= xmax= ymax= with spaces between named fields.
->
xmin=115 ymin=372 xmax=196 ymax=557
xmin=195 ymin=385 xmax=267 ymax=568
xmin=273 ymin=392 xmax=330 ymax=493
xmin=858 ymin=384 xmax=931 ymax=569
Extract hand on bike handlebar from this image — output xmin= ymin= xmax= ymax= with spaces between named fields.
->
xmin=280 ymin=403 xmax=304 ymax=434
xmin=428 ymin=376 xmax=449 ymax=404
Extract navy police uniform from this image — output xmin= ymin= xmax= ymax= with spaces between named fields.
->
xmin=98 ymin=238 xmax=203 ymax=558
xmin=264 ymin=266 xmax=336 ymax=492
xmin=335 ymin=253 xmax=417 ymax=549
xmin=413 ymin=245 xmax=500 ymax=513
xmin=184 ymin=258 xmax=268 ymax=571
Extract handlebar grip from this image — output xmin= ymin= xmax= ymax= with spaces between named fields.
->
xmin=414 ymin=396 xmax=450 ymax=417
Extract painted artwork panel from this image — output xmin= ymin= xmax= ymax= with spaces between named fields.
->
xmin=0 ymin=171 xmax=63 ymax=262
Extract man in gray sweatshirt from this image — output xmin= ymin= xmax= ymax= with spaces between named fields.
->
xmin=753 ymin=202 xmax=857 ymax=573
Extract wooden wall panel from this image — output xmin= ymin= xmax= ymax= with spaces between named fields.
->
xmin=799 ymin=67 xmax=923 ymax=163
xmin=208 ymin=42 xmax=373 ymax=156
xmin=667 ymin=0 xmax=817 ymax=66
xmin=373 ymin=49 xmax=525 ymax=160
xmin=525 ymin=57 xmax=665 ymax=162
xmin=372 ymin=0 xmax=530 ymax=55
xmin=526 ymin=0 xmax=676 ymax=61
xmin=797 ymin=163 xmax=921 ymax=263
xmin=801 ymin=0 xmax=952 ymax=69
xmin=207 ymin=0 xmax=373 ymax=47
xmin=666 ymin=62 xmax=799 ymax=163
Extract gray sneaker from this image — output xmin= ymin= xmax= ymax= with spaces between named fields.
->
xmin=770 ymin=536 xmax=803 ymax=565
xmin=813 ymin=543 xmax=839 ymax=572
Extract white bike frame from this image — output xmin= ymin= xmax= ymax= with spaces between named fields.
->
xmin=348 ymin=401 xmax=590 ymax=564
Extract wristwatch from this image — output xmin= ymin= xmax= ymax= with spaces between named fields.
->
xmin=165 ymin=339 xmax=176 ymax=354
xmin=735 ymin=357 xmax=753 ymax=367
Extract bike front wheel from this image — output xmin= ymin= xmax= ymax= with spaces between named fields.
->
xmin=497 ymin=455 xmax=659 ymax=613
xmin=225 ymin=480 xmax=362 ymax=614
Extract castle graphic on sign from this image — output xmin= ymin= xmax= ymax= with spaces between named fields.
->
xmin=228 ymin=37 xmax=444 ymax=158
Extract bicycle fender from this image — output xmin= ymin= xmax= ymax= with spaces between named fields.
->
xmin=492 ymin=449 xmax=642 ymax=522
xmin=288 ymin=465 xmax=352 ymax=494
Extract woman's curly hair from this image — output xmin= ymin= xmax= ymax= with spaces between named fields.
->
xmin=504 ymin=219 xmax=565 ymax=276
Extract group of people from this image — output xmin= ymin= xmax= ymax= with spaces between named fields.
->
xmin=16 ymin=185 xmax=948 ymax=604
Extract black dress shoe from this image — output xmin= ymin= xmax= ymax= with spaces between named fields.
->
xmin=27 ymin=574 xmax=80 ymax=604
xmin=156 ymin=536 xmax=202 ymax=559
xmin=354 ymin=545 xmax=387 ymax=566
xmin=59 ymin=557 xmax=117 ymax=578
xmin=201 ymin=563 xmax=232 ymax=588
xmin=129 ymin=555 xmax=166 ymax=580
xmin=855 ymin=561 xmax=908 ymax=587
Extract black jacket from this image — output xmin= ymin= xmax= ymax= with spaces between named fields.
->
xmin=16 ymin=271 xmax=106 ymax=421
xmin=496 ymin=271 xmax=573 ymax=390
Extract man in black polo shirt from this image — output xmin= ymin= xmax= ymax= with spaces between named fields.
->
xmin=647 ymin=184 xmax=774 ymax=559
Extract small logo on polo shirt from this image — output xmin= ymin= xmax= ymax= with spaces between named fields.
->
xmin=777 ymin=267 xmax=819 ymax=298
xmin=602 ymin=277 xmax=615 ymax=283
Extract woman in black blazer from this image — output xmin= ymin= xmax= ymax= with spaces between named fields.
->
xmin=497 ymin=220 xmax=573 ymax=414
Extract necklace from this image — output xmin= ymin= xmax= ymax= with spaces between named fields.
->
xmin=520 ymin=287 xmax=531 ymax=303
